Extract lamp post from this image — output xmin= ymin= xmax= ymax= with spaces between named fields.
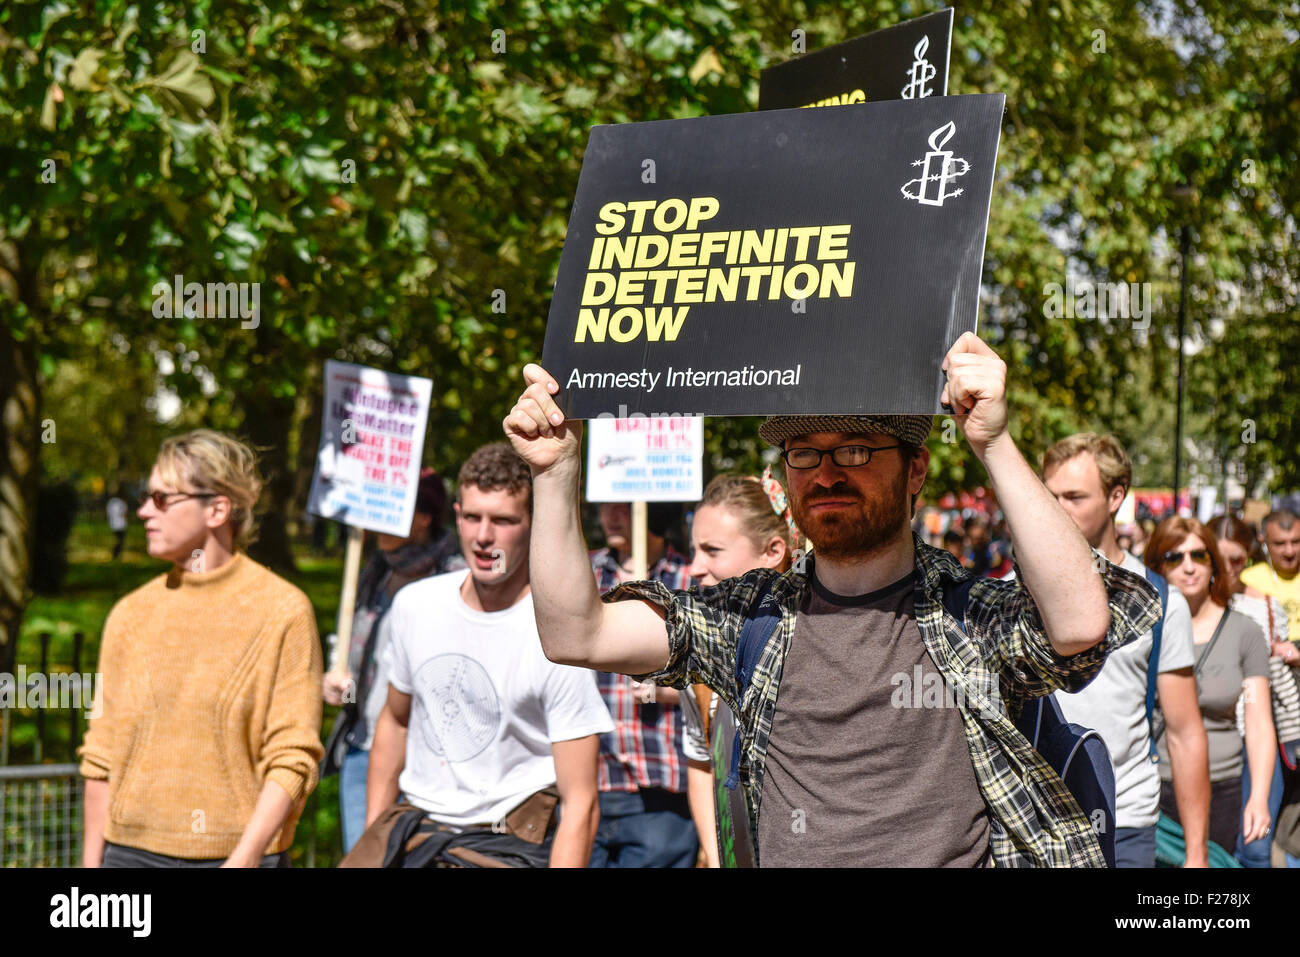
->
xmin=1170 ymin=184 xmax=1195 ymax=514
xmin=1173 ymin=223 xmax=1190 ymax=510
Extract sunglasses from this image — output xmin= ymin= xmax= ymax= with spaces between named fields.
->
xmin=1161 ymin=548 xmax=1212 ymax=568
xmin=139 ymin=490 xmax=217 ymax=511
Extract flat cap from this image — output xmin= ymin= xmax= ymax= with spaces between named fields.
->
xmin=758 ymin=414 xmax=934 ymax=448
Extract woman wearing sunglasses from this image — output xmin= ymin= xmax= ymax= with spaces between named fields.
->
xmin=1145 ymin=516 xmax=1275 ymax=856
xmin=79 ymin=430 xmax=324 ymax=867
xmin=1212 ymin=513 xmax=1300 ymax=867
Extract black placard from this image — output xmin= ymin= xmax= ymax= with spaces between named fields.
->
xmin=540 ymin=93 xmax=1005 ymax=418
xmin=759 ymin=9 xmax=953 ymax=111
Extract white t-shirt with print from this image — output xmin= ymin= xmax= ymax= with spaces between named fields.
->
xmin=382 ymin=571 xmax=613 ymax=827
xmin=1053 ymin=552 xmax=1195 ymax=829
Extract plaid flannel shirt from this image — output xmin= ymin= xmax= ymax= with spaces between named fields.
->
xmin=591 ymin=545 xmax=694 ymax=793
xmin=603 ymin=534 xmax=1161 ymax=867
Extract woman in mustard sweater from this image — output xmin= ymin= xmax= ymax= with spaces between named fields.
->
xmin=80 ymin=430 xmax=324 ymax=867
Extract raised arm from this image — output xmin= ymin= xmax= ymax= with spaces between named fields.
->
xmin=942 ymin=333 xmax=1110 ymax=656
xmin=503 ymin=364 xmax=671 ymax=674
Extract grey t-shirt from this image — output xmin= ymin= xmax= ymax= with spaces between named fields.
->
xmin=756 ymin=571 xmax=991 ymax=867
xmin=1053 ymin=551 xmax=1195 ymax=829
xmin=1157 ymin=608 xmax=1268 ymax=782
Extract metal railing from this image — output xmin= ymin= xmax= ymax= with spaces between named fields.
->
xmin=2 ymin=629 xmax=345 ymax=867
xmin=0 ymin=763 xmax=82 ymax=867
xmin=1 ymin=630 xmax=89 ymax=867
xmin=1 ymin=631 xmax=88 ymax=765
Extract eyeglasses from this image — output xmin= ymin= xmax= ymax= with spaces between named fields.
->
xmin=139 ymin=490 xmax=217 ymax=511
xmin=781 ymin=444 xmax=903 ymax=470
xmin=1161 ymin=548 xmax=1212 ymax=568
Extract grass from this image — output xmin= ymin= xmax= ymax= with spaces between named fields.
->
xmin=10 ymin=515 xmax=350 ymax=867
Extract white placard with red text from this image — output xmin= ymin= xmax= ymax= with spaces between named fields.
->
xmin=586 ymin=415 xmax=704 ymax=502
xmin=307 ymin=360 xmax=433 ymax=536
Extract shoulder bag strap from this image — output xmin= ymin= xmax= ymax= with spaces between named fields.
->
xmin=1142 ymin=568 xmax=1169 ymax=761
xmin=1152 ymin=604 xmax=1230 ymax=750
xmin=1194 ymin=606 xmax=1231 ymax=676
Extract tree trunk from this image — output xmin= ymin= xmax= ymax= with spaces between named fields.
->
xmin=291 ymin=360 xmax=324 ymax=520
xmin=242 ymin=386 xmax=299 ymax=577
xmin=0 ymin=322 xmax=40 ymax=678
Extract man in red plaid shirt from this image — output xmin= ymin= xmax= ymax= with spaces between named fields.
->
xmin=588 ymin=502 xmax=698 ymax=867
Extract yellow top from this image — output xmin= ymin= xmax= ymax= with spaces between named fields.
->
xmin=79 ymin=552 xmax=324 ymax=858
xmin=1241 ymin=562 xmax=1300 ymax=641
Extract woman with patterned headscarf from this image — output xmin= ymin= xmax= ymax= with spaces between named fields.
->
xmin=682 ymin=467 xmax=800 ymax=865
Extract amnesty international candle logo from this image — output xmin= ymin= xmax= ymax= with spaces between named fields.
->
xmin=541 ymin=93 xmax=1005 ymax=419
xmin=758 ymin=9 xmax=953 ymax=113
xmin=901 ymin=121 xmax=972 ymax=207
xmin=900 ymin=36 xmax=937 ymax=99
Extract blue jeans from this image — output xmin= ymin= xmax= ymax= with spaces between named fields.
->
xmin=340 ymin=746 xmax=370 ymax=854
xmin=1114 ymin=825 xmax=1156 ymax=868
xmin=589 ymin=788 xmax=698 ymax=868
xmin=1246 ymin=740 xmax=1300 ymax=868
xmin=1236 ymin=745 xmax=1285 ymax=867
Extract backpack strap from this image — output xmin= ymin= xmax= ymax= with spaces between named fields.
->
xmin=726 ymin=575 xmax=784 ymax=789
xmin=940 ymin=575 xmax=977 ymax=634
xmin=1142 ymin=566 xmax=1169 ymax=762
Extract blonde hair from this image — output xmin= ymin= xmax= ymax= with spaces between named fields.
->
xmin=1042 ymin=432 xmax=1132 ymax=498
xmin=699 ymin=474 xmax=797 ymax=570
xmin=155 ymin=430 xmax=263 ymax=548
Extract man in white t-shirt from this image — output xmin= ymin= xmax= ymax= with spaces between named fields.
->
xmin=1043 ymin=433 xmax=1211 ymax=868
xmin=365 ymin=443 xmax=612 ymax=866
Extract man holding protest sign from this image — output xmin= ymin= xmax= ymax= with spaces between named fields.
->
xmin=504 ymin=332 xmax=1162 ymax=866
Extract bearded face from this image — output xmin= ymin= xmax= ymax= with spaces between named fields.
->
xmin=785 ymin=437 xmax=914 ymax=560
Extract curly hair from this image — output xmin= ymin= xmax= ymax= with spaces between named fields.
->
xmin=457 ymin=442 xmax=532 ymax=511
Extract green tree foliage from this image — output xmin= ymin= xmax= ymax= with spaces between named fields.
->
xmin=0 ymin=0 xmax=1296 ymax=673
